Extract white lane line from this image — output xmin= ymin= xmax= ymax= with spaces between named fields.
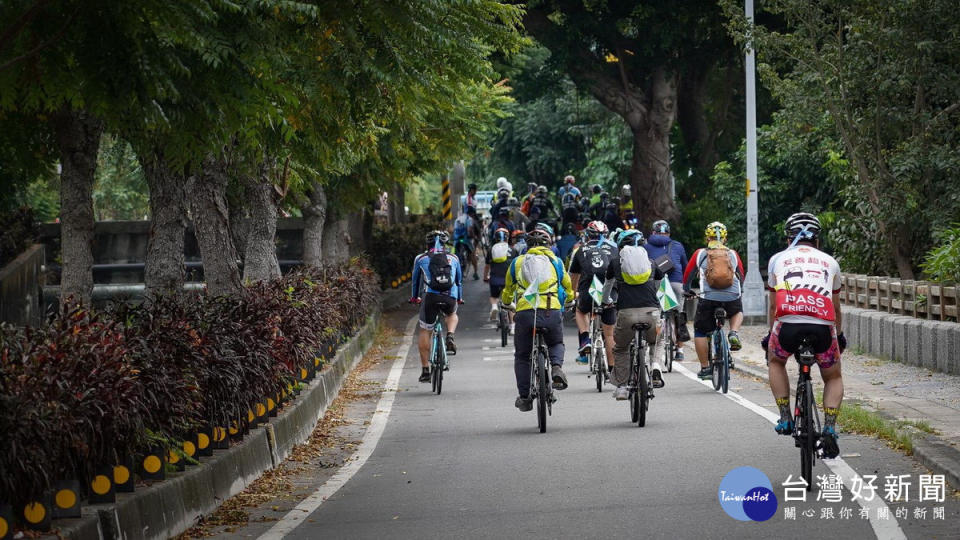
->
xmin=672 ymin=362 xmax=906 ymax=540
xmin=259 ymin=316 xmax=418 ymax=540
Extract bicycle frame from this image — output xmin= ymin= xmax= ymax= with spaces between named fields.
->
xmin=428 ymin=317 xmax=447 ymax=372
xmin=589 ymin=304 xmax=608 ymax=391
xmin=529 ymin=323 xmax=553 ymax=432
xmin=708 ymin=308 xmax=731 ymax=393
xmin=629 ymin=324 xmax=652 ymax=426
xmin=793 ymin=338 xmax=822 ymax=490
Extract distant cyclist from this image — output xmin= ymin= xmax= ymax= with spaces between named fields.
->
xmin=569 ymin=221 xmax=618 ymax=364
xmin=501 ymin=228 xmax=574 ymax=411
xmin=682 ymin=222 xmax=745 ymax=379
xmin=764 ymin=212 xmax=845 ymax=458
xmin=410 ymin=231 xmax=463 ymax=383
xmin=644 ymin=220 xmax=690 ymax=359
xmin=452 ymin=207 xmax=479 ymax=280
xmin=485 ymin=228 xmax=517 ymax=331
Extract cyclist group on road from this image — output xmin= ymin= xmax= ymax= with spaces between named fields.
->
xmin=409 ymin=175 xmax=846 ymax=458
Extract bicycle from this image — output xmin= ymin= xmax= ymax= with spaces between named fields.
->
xmin=588 ymin=302 xmax=609 ymax=393
xmin=453 ymin=238 xmax=472 ymax=276
xmin=529 ymin=323 xmax=556 ymax=433
xmin=628 ymin=322 xmax=654 ymax=427
xmin=686 ymin=292 xmax=732 ymax=394
xmin=792 ymin=336 xmax=822 ymax=491
xmin=427 ymin=314 xmax=448 ymax=395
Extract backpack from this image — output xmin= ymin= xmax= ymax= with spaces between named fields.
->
xmin=704 ymin=247 xmax=735 ymax=289
xmin=561 ymin=191 xmax=577 ymax=210
xmin=453 ymin=216 xmax=468 ymax=240
xmin=620 ymin=245 xmax=652 ymax=285
xmin=491 ymin=242 xmax=511 ymax=263
xmin=510 ymin=253 xmax=566 ymax=306
xmin=428 ymin=252 xmax=454 ymax=292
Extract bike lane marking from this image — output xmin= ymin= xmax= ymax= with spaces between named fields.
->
xmin=258 ymin=316 xmax=418 ymax=540
xmin=672 ymin=362 xmax=907 ymax=540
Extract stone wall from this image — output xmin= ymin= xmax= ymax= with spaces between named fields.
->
xmin=841 ymin=306 xmax=960 ymax=375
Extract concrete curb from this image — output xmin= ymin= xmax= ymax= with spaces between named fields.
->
xmin=733 ymin=352 xmax=960 ymax=491
xmin=841 ymin=306 xmax=960 ymax=375
xmin=56 ymin=308 xmax=381 ymax=540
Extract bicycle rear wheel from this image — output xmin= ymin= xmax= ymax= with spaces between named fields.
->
xmin=500 ymin=311 xmax=509 ymax=348
xmin=593 ymin=334 xmax=606 ymax=393
xmin=637 ymin=348 xmax=649 ymax=427
xmin=432 ymin=333 xmax=443 ymax=394
xmin=663 ymin=314 xmax=675 ymax=373
xmin=629 ymin=344 xmax=639 ymax=423
xmin=537 ymin=354 xmax=548 ymax=433
xmin=710 ymin=336 xmax=722 ymax=391
xmin=800 ymin=380 xmax=815 ymax=489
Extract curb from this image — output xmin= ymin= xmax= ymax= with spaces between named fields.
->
xmin=733 ymin=352 xmax=960 ymax=491
xmin=55 ymin=308 xmax=382 ymax=540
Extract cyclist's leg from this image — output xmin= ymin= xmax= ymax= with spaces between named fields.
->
xmin=670 ymin=282 xmax=689 ymax=350
xmin=692 ymin=300 xmax=715 ymax=375
xmin=513 ymin=310 xmax=536 ymax=398
xmin=442 ymin=300 xmax=459 ymax=353
xmin=418 ymin=295 xmax=439 ymax=368
xmin=638 ymin=307 xmax=665 ymax=385
xmin=726 ymin=298 xmax=745 ymax=350
xmin=768 ymin=321 xmax=794 ymax=432
xmin=539 ymin=309 xmax=568 ymax=389
xmin=817 ymin=325 xmax=844 ymax=428
xmin=601 ymin=305 xmax=616 ymax=369
xmin=574 ymin=292 xmax=592 ymax=353
xmin=610 ymin=308 xmax=637 ymax=387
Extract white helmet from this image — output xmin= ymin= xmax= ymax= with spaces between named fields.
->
xmin=496 ymin=177 xmax=509 ymax=189
xmin=621 ymin=184 xmax=631 ymax=197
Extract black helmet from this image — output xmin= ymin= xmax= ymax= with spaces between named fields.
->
xmin=592 ymin=184 xmax=602 ymax=194
xmin=652 ymin=220 xmax=670 ymax=234
xmin=785 ymin=212 xmax=821 ymax=240
xmin=468 ymin=183 xmax=477 ymax=190
xmin=526 ymin=229 xmax=553 ymax=247
xmin=425 ymin=230 xmax=449 ymax=248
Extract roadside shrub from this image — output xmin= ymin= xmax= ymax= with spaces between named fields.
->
xmin=921 ymin=224 xmax=960 ymax=284
xmin=369 ymin=218 xmax=443 ymax=287
xmin=0 ymin=259 xmax=380 ymax=504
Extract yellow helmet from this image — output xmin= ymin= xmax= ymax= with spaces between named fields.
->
xmin=704 ymin=221 xmax=728 ymax=243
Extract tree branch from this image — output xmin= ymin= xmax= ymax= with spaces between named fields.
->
xmin=0 ymin=0 xmax=50 ymax=54
xmin=0 ymin=5 xmax=78 ymax=72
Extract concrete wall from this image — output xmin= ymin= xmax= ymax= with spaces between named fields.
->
xmin=841 ymin=306 xmax=960 ymax=375
xmin=0 ymin=244 xmax=44 ymax=326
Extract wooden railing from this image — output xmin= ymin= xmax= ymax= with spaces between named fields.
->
xmin=838 ymin=273 xmax=958 ymax=321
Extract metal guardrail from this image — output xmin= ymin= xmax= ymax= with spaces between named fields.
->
xmin=838 ymin=273 xmax=958 ymax=321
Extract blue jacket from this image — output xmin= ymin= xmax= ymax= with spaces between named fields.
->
xmin=644 ymin=234 xmax=687 ymax=283
xmin=411 ymin=251 xmax=463 ymax=300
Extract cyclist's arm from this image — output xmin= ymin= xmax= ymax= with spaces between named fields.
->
xmin=767 ymin=290 xmax=776 ymax=332
xmin=560 ymin=267 xmax=574 ymax=300
xmin=454 ymin=256 xmax=463 ymax=300
xmin=682 ymin=249 xmax=701 ymax=292
xmin=411 ymin=256 xmax=424 ymax=298
xmin=733 ymin=250 xmax=745 ymax=281
xmin=500 ymin=260 xmax=517 ymax=305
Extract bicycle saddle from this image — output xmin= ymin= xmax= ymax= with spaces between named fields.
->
xmin=713 ymin=307 xmax=727 ymax=319
xmin=632 ymin=322 xmax=651 ymax=331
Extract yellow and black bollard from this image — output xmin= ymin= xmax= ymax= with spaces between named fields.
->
xmin=114 ymin=458 xmax=135 ymax=493
xmin=196 ymin=426 xmax=214 ymax=457
xmin=51 ymin=480 xmax=81 ymax=519
xmin=88 ymin=465 xmax=115 ymax=504
xmin=213 ymin=425 xmax=230 ymax=450
xmin=139 ymin=447 xmax=166 ymax=481
xmin=168 ymin=446 xmax=185 ymax=472
xmin=0 ymin=503 xmax=12 ymax=540
xmin=442 ymin=175 xmax=452 ymax=221
xmin=21 ymin=494 xmax=52 ymax=532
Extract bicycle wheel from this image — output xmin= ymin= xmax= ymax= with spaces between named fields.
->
xmin=800 ymin=380 xmax=815 ymax=490
xmin=710 ymin=335 xmax=722 ymax=391
xmin=432 ymin=333 xmax=443 ymax=394
xmin=536 ymin=353 xmax=548 ymax=433
xmin=720 ymin=344 xmax=730 ymax=394
xmin=500 ymin=311 xmax=509 ymax=348
xmin=593 ymin=332 xmax=606 ymax=393
xmin=629 ymin=343 xmax=639 ymax=423
xmin=663 ymin=314 xmax=675 ymax=373
xmin=637 ymin=347 xmax=649 ymax=427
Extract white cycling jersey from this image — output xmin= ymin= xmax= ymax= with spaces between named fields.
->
xmin=766 ymin=245 xmax=842 ymax=325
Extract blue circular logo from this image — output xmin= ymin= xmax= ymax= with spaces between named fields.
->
xmin=718 ymin=466 xmax=778 ymax=522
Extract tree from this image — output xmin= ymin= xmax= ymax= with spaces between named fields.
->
xmin=521 ymin=0 xmax=742 ymax=225
xmin=724 ymin=0 xmax=960 ymax=277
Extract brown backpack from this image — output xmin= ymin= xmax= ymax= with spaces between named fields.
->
xmin=704 ymin=247 xmax=735 ymax=289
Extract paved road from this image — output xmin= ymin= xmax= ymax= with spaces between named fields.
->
xmin=252 ymin=278 xmax=959 ymax=539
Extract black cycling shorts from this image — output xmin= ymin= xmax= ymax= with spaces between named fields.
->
xmin=419 ymin=292 xmax=457 ymax=330
xmin=576 ymin=292 xmax=616 ymax=325
xmin=489 ymin=282 xmax=505 ymax=298
xmin=693 ymin=298 xmax=743 ymax=336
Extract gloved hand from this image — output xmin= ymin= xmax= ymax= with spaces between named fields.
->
xmin=409 ymin=297 xmax=422 ymax=305
xmin=837 ymin=332 xmax=847 ymax=353
xmin=761 ymin=332 xmax=770 ymax=351
xmin=483 ymin=275 xmax=490 ymax=282
xmin=683 ymin=290 xmax=696 ymax=299
xmin=457 ymin=299 xmax=464 ymax=305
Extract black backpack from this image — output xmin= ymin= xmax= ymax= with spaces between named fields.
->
xmin=428 ymin=252 xmax=454 ymax=291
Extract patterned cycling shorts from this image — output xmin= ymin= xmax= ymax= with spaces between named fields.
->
xmin=769 ymin=321 xmax=840 ymax=369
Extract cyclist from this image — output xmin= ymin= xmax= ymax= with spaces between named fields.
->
xmin=511 ymin=229 xmax=528 ymax=256
xmin=489 ymin=206 xmax=516 ymax=244
xmin=490 ymin=189 xmax=510 ymax=221
xmin=411 ymin=231 xmax=463 ymax=383
xmin=681 ymin=222 xmax=745 ymax=379
xmin=588 ymin=191 xmax=609 ymax=220
xmin=644 ymin=220 xmax=690 ymax=360
xmin=557 ymin=175 xmax=581 ymax=202
xmin=604 ymin=230 xmax=666 ymax=398
xmin=618 ymin=184 xmax=634 ymax=220
xmin=496 ymin=176 xmax=513 ymax=197
xmin=569 ymin=221 xmax=618 ymax=364
xmin=530 ymin=185 xmax=556 ymax=220
xmin=556 ymin=222 xmax=579 ymax=262
xmin=465 ymin=183 xmax=479 ymax=210
xmin=452 ymin=207 xmax=479 ymax=280
xmin=588 ymin=184 xmax=604 ymax=208
xmin=602 ymin=198 xmax=624 ymax=233
xmin=501 ymin=228 xmax=574 ymax=411
xmin=485 ymin=228 xmax=516 ymax=331
xmin=520 ymin=182 xmax=538 ymax=216
xmin=763 ymin=212 xmax=845 ymax=458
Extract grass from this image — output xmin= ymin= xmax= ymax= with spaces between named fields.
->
xmin=812 ymin=391 xmax=939 ymax=456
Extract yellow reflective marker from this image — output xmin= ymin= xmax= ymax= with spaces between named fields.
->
xmin=256 ymin=403 xmax=266 ymax=417
xmin=167 ymin=449 xmax=180 ymax=464
xmin=183 ymin=441 xmax=196 ymax=457
xmin=214 ymin=427 xmax=227 ymax=442
xmin=91 ymin=475 xmax=111 ymax=495
xmin=55 ymin=489 xmax=76 ymax=509
xmin=23 ymin=502 xmax=46 ymax=524
xmin=143 ymin=455 xmax=162 ymax=474
xmin=267 ymin=398 xmax=276 ymax=411
xmin=198 ymin=433 xmax=210 ymax=449
xmin=0 ymin=515 xmax=8 ymax=537
xmin=114 ymin=465 xmax=131 ymax=485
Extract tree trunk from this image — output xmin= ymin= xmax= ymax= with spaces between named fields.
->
xmin=241 ymin=160 xmax=281 ymax=283
xmin=51 ymin=108 xmax=103 ymax=305
xmin=187 ymin=154 xmax=242 ymax=296
xmin=630 ymin=68 xmax=679 ymax=226
xmin=140 ymin=148 xmax=187 ymax=299
xmin=322 ymin=212 xmax=351 ymax=264
xmin=302 ymin=181 xmax=327 ymax=267
xmin=388 ymin=183 xmax=405 ymax=225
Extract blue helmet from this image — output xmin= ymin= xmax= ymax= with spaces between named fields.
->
xmin=617 ymin=229 xmax=645 ymax=249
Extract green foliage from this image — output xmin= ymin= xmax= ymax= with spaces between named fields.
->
xmin=0 ymin=206 xmax=38 ymax=267
xmin=921 ymin=224 xmax=960 ymax=283
xmin=723 ymin=0 xmax=960 ymax=276
xmin=94 ymin=135 xmax=149 ymax=220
